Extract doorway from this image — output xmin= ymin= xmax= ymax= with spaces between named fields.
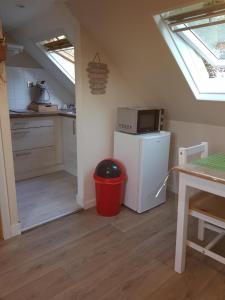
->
xmin=6 ymin=35 xmax=80 ymax=231
xmin=0 ymin=2 xmax=84 ymax=238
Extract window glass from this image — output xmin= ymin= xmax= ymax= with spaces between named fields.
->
xmin=39 ymin=35 xmax=75 ymax=83
xmin=192 ymin=22 xmax=225 ymax=60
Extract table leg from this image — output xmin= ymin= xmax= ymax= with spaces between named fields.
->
xmin=175 ymin=174 xmax=189 ymax=273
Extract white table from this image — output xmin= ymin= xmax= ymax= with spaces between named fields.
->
xmin=174 ymin=163 xmax=225 ymax=273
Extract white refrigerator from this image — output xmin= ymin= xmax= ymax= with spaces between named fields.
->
xmin=114 ymin=131 xmax=171 ymax=213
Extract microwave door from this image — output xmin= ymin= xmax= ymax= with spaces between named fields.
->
xmin=137 ymin=110 xmax=159 ymax=133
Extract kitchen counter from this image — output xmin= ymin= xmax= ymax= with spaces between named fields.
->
xmin=9 ymin=109 xmax=76 ymax=119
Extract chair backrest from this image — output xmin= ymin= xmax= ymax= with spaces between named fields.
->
xmin=179 ymin=142 xmax=208 ymax=166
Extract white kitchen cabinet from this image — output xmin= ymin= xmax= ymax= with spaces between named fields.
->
xmin=11 ymin=117 xmax=63 ymax=180
xmin=11 ymin=118 xmax=54 ymax=130
xmin=13 ymin=147 xmax=58 ymax=179
xmin=62 ymin=117 xmax=77 ymax=176
xmin=11 ymin=126 xmax=55 ymax=151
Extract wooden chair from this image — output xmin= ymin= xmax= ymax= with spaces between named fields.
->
xmin=179 ymin=142 xmax=225 ymax=265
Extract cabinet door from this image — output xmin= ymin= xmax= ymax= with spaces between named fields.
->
xmin=13 ymin=147 xmax=57 ymax=180
xmin=62 ymin=117 xmax=77 ymax=176
xmin=11 ymin=126 xmax=55 ymax=151
xmin=11 ymin=118 xmax=54 ymax=130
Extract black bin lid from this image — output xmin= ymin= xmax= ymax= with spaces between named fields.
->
xmin=95 ymin=159 xmax=122 ymax=178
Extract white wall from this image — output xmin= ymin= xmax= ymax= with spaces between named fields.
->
xmin=6 ymin=66 xmax=74 ymax=110
xmin=68 ymin=0 xmax=225 ymax=127
xmin=68 ymin=0 xmax=225 ymax=200
xmin=5 ymin=31 xmax=75 ymax=110
xmin=6 ymin=51 xmax=40 ymax=69
xmin=7 ymin=2 xmax=77 ymax=96
xmin=6 ymin=34 xmax=41 ymax=69
xmin=76 ymin=27 xmax=149 ymax=208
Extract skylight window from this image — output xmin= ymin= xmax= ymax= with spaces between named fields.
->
xmin=39 ymin=35 xmax=75 ymax=84
xmin=192 ymin=24 xmax=225 ymax=60
xmin=154 ymin=1 xmax=225 ymax=101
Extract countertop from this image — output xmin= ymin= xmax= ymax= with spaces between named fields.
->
xmin=9 ymin=109 xmax=76 ymax=119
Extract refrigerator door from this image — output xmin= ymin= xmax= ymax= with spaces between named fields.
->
xmin=138 ymin=134 xmax=170 ymax=213
xmin=114 ymin=132 xmax=140 ymax=211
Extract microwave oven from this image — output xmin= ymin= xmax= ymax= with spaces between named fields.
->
xmin=117 ymin=107 xmax=164 ymax=134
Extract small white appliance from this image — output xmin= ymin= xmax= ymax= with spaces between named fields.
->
xmin=114 ymin=131 xmax=171 ymax=213
xmin=117 ymin=107 xmax=164 ymax=134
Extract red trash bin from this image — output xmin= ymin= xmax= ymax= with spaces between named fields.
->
xmin=94 ymin=159 xmax=126 ymax=216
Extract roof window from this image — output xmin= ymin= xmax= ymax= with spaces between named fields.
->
xmin=39 ymin=35 xmax=75 ymax=84
xmin=155 ymin=1 xmax=225 ymax=101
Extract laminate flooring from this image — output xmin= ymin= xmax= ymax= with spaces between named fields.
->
xmin=16 ymin=171 xmax=79 ymax=231
xmin=0 ymin=192 xmax=225 ymax=299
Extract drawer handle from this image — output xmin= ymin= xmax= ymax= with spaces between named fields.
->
xmin=12 ymin=131 xmax=30 ymax=136
xmin=13 ymin=122 xmax=28 ymax=126
xmin=73 ymin=120 xmax=76 ymax=135
xmin=15 ymin=152 xmax=31 ymax=157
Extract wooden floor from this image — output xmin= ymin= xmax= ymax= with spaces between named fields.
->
xmin=16 ymin=171 xmax=80 ymax=231
xmin=0 ymin=193 xmax=225 ymax=299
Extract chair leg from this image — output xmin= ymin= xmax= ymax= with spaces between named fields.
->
xmin=198 ymin=219 xmax=205 ymax=241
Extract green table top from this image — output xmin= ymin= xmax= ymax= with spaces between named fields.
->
xmin=193 ymin=153 xmax=225 ymax=172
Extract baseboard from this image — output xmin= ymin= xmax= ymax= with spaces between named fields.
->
xmin=64 ymin=166 xmax=77 ymax=177
xmin=167 ymin=183 xmax=178 ymax=194
xmin=10 ymin=222 xmax=21 ymax=237
xmin=84 ymin=198 xmax=96 ymax=209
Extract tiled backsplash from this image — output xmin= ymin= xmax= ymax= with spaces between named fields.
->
xmin=7 ymin=66 xmax=74 ymax=110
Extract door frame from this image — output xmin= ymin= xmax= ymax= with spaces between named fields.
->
xmin=0 ymin=124 xmax=12 ymax=239
xmin=0 ymin=20 xmax=21 ymax=239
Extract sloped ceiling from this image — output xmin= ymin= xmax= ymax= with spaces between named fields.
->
xmin=0 ymin=0 xmax=77 ymax=96
xmin=0 ymin=0 xmax=56 ymax=31
xmin=67 ymin=0 xmax=225 ymax=126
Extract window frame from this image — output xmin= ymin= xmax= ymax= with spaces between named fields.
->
xmin=154 ymin=14 xmax=225 ymax=101
xmin=37 ymin=36 xmax=75 ymax=84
